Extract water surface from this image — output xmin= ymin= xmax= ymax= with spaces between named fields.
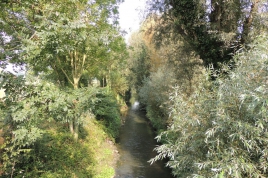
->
xmin=115 ymin=103 xmax=174 ymax=178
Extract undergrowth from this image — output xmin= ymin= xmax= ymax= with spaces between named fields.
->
xmin=0 ymin=116 xmax=118 ymax=178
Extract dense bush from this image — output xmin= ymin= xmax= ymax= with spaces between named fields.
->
xmin=93 ymin=89 xmax=121 ymax=138
xmin=150 ymin=34 xmax=268 ymax=177
xmin=1 ymin=116 xmax=117 ymax=178
xmin=0 ymin=73 xmax=120 ymax=177
xmin=139 ymin=65 xmax=176 ymax=131
xmin=15 ymin=129 xmax=95 ymax=178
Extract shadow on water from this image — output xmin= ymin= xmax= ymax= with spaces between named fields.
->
xmin=115 ymin=102 xmax=174 ymax=178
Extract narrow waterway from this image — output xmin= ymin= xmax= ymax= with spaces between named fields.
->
xmin=115 ymin=102 xmax=174 ymax=178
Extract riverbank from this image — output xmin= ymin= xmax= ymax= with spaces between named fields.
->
xmin=0 ymin=116 xmax=120 ymax=178
xmin=83 ymin=118 xmax=120 ymax=178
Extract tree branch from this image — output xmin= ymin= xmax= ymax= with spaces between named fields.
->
xmin=61 ymin=67 xmax=74 ymax=86
xmin=57 ymin=56 xmax=74 ymax=86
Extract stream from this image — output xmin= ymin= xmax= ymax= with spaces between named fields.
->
xmin=115 ymin=102 xmax=174 ymax=178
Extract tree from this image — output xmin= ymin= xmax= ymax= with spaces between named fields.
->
xmin=150 ymin=33 xmax=268 ymax=177
xmin=146 ymin=0 xmax=266 ymax=68
xmin=22 ymin=0 xmax=120 ymax=87
xmin=127 ymin=21 xmax=205 ymax=131
xmin=138 ymin=64 xmax=176 ymax=131
xmin=0 ymin=71 xmax=98 ymax=176
xmin=0 ymin=0 xmax=127 ymax=176
xmin=127 ymin=32 xmax=151 ymax=100
xmin=0 ymin=0 xmax=125 ymax=140
xmin=0 ymin=0 xmax=33 ymax=68
xmin=140 ymin=17 xmax=205 ymax=95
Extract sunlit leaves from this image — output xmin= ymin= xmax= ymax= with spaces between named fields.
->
xmin=151 ymin=33 xmax=268 ymax=177
xmin=146 ymin=0 xmax=267 ymax=68
xmin=0 ymin=0 xmax=126 ymax=176
xmin=0 ymin=88 xmax=5 ymax=99
xmin=13 ymin=127 xmax=43 ymax=147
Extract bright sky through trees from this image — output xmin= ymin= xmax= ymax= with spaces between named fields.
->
xmin=118 ymin=0 xmax=146 ymax=41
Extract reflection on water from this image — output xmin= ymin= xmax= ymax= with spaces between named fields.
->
xmin=115 ymin=104 xmax=174 ymax=178
xmin=131 ymin=101 xmax=140 ymax=110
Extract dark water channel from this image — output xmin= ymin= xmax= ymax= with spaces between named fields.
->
xmin=115 ymin=102 xmax=174 ymax=178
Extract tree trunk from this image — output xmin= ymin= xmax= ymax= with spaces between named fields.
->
xmin=69 ymin=117 xmax=79 ymax=142
xmin=74 ymin=118 xmax=79 ymax=141
xmin=241 ymin=0 xmax=260 ymax=44
xmin=73 ymin=76 xmax=80 ymax=141
xmin=73 ymin=77 xmax=79 ymax=90
xmin=69 ymin=119 xmax=74 ymax=134
xmin=69 ymin=50 xmax=84 ymax=141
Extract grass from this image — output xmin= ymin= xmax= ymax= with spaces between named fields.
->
xmin=0 ymin=116 xmax=119 ymax=178
xmin=83 ymin=118 xmax=118 ymax=178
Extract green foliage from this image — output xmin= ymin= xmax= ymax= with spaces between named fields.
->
xmin=150 ymin=34 xmax=268 ymax=177
xmin=139 ymin=65 xmax=176 ymax=131
xmin=0 ymin=73 xmax=44 ymax=177
xmin=0 ymin=73 xmax=120 ymax=177
xmin=1 ymin=0 xmax=126 ymax=177
xmin=1 ymin=115 xmax=118 ymax=178
xmin=127 ymin=33 xmax=151 ymax=97
xmin=110 ymin=71 xmax=128 ymax=97
xmin=93 ymin=89 xmax=121 ymax=138
xmin=0 ymin=72 xmax=99 ymax=176
xmin=1 ymin=0 xmax=127 ymax=91
xmin=21 ymin=0 xmax=122 ymax=87
xmin=146 ymin=0 xmax=266 ymax=68
xmin=4 ymin=130 xmax=95 ymax=178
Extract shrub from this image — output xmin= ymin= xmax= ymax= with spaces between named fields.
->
xmin=150 ymin=34 xmax=268 ymax=177
xmin=0 ymin=71 xmax=121 ymax=177
xmin=139 ymin=65 xmax=176 ymax=131
xmin=23 ymin=130 xmax=95 ymax=178
xmin=93 ymin=89 xmax=121 ymax=138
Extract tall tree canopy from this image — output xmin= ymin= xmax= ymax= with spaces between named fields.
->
xmin=146 ymin=0 xmax=267 ymax=67
xmin=0 ymin=0 xmax=127 ymax=141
